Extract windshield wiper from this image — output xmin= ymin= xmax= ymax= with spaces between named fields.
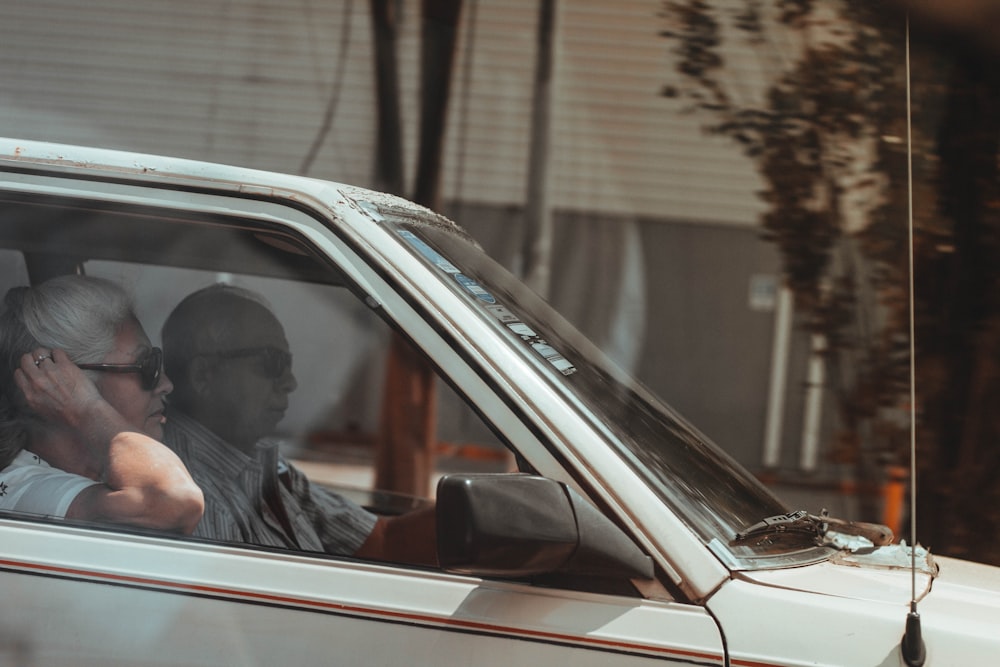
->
xmin=734 ymin=510 xmax=818 ymax=542
xmin=733 ymin=510 xmax=893 ymax=551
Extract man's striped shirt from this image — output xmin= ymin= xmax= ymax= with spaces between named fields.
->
xmin=163 ymin=411 xmax=377 ymax=554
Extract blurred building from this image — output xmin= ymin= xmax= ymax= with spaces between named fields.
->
xmin=0 ymin=1 xmax=852 ymax=513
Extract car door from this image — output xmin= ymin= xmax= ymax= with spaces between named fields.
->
xmin=0 ymin=154 xmax=727 ymax=666
xmin=3 ymin=520 xmax=725 ymax=666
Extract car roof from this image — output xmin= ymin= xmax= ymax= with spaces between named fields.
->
xmin=0 ymin=138 xmax=472 ymax=283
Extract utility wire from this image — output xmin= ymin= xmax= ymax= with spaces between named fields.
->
xmin=300 ymin=0 xmax=355 ymax=175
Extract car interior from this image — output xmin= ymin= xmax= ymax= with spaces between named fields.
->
xmin=0 ymin=190 xmax=512 ymax=526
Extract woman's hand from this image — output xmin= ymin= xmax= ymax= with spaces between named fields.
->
xmin=14 ymin=348 xmax=106 ymax=430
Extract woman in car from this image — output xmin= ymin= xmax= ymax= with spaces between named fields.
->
xmin=0 ymin=275 xmax=203 ymax=533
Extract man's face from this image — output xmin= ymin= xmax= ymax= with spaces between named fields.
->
xmin=199 ymin=303 xmax=298 ymax=451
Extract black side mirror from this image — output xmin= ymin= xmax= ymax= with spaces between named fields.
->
xmin=436 ymin=473 xmax=654 ymax=580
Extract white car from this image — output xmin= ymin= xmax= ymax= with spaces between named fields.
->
xmin=1 ymin=138 xmax=997 ymax=666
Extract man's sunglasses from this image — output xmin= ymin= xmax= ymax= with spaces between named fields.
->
xmin=205 ymin=346 xmax=293 ymax=379
xmin=78 ymin=347 xmax=164 ymax=391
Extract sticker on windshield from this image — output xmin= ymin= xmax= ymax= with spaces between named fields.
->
xmin=486 ymin=304 xmax=518 ymax=323
xmin=507 ymin=322 xmax=536 ymax=338
xmin=505 ymin=321 xmax=575 ymax=374
xmin=454 ymin=274 xmax=496 ymax=304
xmin=532 ymin=342 xmax=576 ymax=374
xmin=398 ymin=230 xmax=460 ymax=274
xmin=398 ymin=229 xmax=575 ymax=375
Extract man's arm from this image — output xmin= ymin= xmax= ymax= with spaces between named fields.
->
xmin=354 ymin=506 xmax=438 ymax=567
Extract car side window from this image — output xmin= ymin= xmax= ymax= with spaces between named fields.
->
xmin=0 ymin=192 xmax=655 ymax=603
xmin=0 ymin=250 xmax=27 ymax=294
xmin=0 ymin=199 xmax=513 ymax=556
xmin=85 ymin=258 xmax=515 ymax=536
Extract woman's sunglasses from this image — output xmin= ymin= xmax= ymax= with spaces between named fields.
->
xmin=78 ymin=347 xmax=164 ymax=391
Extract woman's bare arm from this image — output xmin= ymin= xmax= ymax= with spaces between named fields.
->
xmin=66 ymin=426 xmax=204 ymax=534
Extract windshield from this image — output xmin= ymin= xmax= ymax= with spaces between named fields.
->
xmin=382 ymin=210 xmax=825 ymax=566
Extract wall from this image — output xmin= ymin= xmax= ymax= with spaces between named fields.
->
xmin=1 ymin=1 xmax=835 ymax=483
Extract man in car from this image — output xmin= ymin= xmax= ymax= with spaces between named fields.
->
xmin=160 ymin=284 xmax=436 ymax=565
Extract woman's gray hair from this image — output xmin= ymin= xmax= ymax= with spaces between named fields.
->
xmin=0 ymin=275 xmax=135 ymax=467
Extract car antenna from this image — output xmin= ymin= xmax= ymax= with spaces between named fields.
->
xmin=900 ymin=13 xmax=925 ymax=667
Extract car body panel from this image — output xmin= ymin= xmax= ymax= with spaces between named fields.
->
xmin=1 ymin=519 xmax=725 ymax=666
xmin=736 ymin=544 xmax=935 ymax=605
xmin=709 ymin=553 xmax=1000 ymax=667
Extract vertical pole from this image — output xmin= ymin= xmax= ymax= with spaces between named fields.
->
xmin=521 ymin=0 xmax=556 ymax=297
xmin=762 ymin=285 xmax=793 ymax=467
xmin=369 ymin=0 xmax=404 ymax=195
xmin=375 ymin=0 xmax=463 ymax=498
xmin=413 ymin=0 xmax=464 ymax=209
xmin=799 ymin=333 xmax=826 ymax=471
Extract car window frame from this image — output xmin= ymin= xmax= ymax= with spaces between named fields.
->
xmin=0 ymin=170 xmax=725 ymax=600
